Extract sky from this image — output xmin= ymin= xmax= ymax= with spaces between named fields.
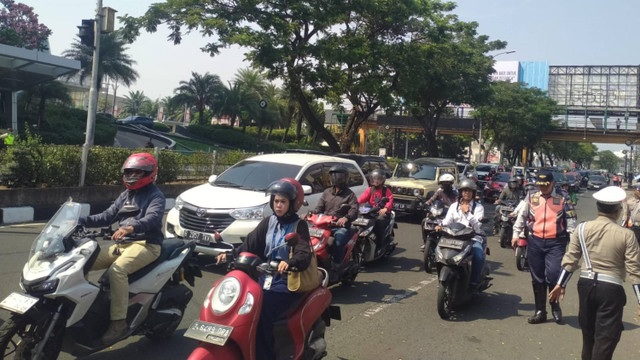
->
xmin=24 ymin=0 xmax=640 ymax=152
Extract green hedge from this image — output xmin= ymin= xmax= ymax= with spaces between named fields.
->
xmin=30 ymin=105 xmax=117 ymax=145
xmin=0 ymin=145 xmax=256 ymax=188
xmin=153 ymin=122 xmax=171 ymax=132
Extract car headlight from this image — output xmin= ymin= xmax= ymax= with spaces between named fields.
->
xmin=230 ymin=205 xmax=264 ymax=220
xmin=211 ymin=277 xmax=241 ymax=314
xmin=174 ymin=196 xmax=185 ymax=211
xmin=413 ymin=188 xmax=423 ymax=196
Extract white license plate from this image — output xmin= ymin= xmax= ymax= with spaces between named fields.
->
xmin=393 ymin=203 xmax=406 ymax=210
xmin=309 ymin=228 xmax=325 ymax=238
xmin=184 ymin=230 xmax=214 ymax=245
xmin=0 ymin=292 xmax=38 ymax=314
xmin=184 ymin=320 xmax=233 ymax=346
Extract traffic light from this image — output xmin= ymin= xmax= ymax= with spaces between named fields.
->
xmin=77 ymin=19 xmax=95 ymax=47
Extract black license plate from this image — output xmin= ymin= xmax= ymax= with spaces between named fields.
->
xmin=184 ymin=230 xmax=213 ymax=245
xmin=439 ymin=238 xmax=465 ymax=250
xmin=393 ymin=203 xmax=406 ymax=210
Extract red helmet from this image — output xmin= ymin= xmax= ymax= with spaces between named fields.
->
xmin=122 ymin=153 xmax=158 ymax=190
xmin=266 ymin=178 xmax=304 ymax=213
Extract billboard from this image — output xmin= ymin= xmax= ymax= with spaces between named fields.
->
xmin=548 ymin=65 xmax=639 ymax=109
xmin=490 ymin=61 xmax=519 ymax=82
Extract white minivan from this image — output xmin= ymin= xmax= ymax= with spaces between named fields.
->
xmin=164 ymin=153 xmax=369 ymax=256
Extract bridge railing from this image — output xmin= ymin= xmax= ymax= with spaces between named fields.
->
xmin=552 ymin=116 xmax=640 ymax=132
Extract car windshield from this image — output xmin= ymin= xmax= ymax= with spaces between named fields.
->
xmin=394 ymin=162 xmax=437 ymax=180
xmin=565 ymin=174 xmax=576 ymax=181
xmin=476 ymin=165 xmax=493 ymax=172
xmin=492 ymin=173 xmax=510 ymax=182
xmin=591 ymin=175 xmax=606 ymax=182
xmin=214 ymin=160 xmax=302 ymax=190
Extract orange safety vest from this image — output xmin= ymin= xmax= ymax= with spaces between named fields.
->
xmin=527 ymin=192 xmax=567 ymax=239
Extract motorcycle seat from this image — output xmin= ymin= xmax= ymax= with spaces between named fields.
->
xmin=99 ymin=239 xmax=193 ymax=285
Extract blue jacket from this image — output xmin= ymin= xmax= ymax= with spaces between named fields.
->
xmin=82 ymin=184 xmax=166 ymax=245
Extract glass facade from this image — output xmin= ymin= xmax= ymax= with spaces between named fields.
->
xmin=548 ymin=66 xmax=639 ymax=109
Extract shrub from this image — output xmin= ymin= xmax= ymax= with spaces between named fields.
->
xmin=153 ymin=122 xmax=171 ymax=132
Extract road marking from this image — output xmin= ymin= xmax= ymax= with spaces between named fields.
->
xmin=362 ymin=277 xmax=437 ymax=317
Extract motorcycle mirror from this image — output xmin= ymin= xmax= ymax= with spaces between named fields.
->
xmin=380 ymin=197 xmax=389 ymax=205
xmin=116 ymin=204 xmax=140 ymax=219
xmin=285 ymin=232 xmax=300 ymax=247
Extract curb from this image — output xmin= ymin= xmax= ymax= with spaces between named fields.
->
xmin=1 ymin=198 xmax=176 ymax=225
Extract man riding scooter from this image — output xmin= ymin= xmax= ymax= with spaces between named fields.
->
xmin=79 ymin=153 xmax=165 ymax=344
xmin=421 ymin=173 xmax=458 ymax=250
xmin=358 ymin=169 xmax=394 ymax=254
xmin=313 ymin=166 xmax=359 ymax=269
xmin=493 ymin=177 xmax=522 ymax=235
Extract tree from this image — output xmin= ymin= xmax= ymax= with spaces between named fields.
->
xmin=63 ymin=30 xmax=138 ymax=92
xmin=160 ymin=95 xmax=185 ymax=122
xmin=594 ymin=150 xmax=621 ymax=173
xmin=0 ymin=0 xmax=51 ymax=50
xmin=173 ymin=72 xmax=224 ymax=125
xmin=27 ymin=81 xmax=71 ymax=127
xmin=121 ymin=90 xmax=150 ymax=117
xmin=474 ymin=82 xmax=558 ymax=165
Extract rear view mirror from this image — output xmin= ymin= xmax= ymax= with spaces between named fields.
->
xmin=285 ymin=232 xmax=300 ymax=247
xmin=208 ymin=175 xmax=218 ymax=185
xmin=302 ymin=185 xmax=312 ymax=195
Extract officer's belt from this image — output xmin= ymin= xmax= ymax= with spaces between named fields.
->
xmin=580 ymin=271 xmax=623 ymax=286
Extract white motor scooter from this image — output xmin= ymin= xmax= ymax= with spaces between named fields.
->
xmin=0 ymin=200 xmax=201 ymax=359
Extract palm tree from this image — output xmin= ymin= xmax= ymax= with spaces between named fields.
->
xmin=121 ymin=90 xmax=150 ymax=117
xmin=22 ymin=81 xmax=72 ymax=128
xmin=233 ymin=68 xmax=267 ymax=130
xmin=63 ymin=30 xmax=138 ymax=92
xmin=173 ymin=72 xmax=224 ymax=125
xmin=160 ymin=95 xmax=185 ymax=122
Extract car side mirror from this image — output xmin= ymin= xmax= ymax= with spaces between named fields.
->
xmin=302 ymin=185 xmax=312 ymax=195
xmin=285 ymin=232 xmax=300 ymax=247
xmin=208 ymin=175 xmax=218 ymax=185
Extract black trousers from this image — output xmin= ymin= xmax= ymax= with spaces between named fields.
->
xmin=577 ymin=278 xmax=626 ymax=360
xmin=630 ymin=226 xmax=640 ymax=245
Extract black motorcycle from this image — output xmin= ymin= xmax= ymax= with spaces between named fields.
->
xmin=496 ymin=200 xmax=519 ymax=248
xmin=421 ymin=200 xmax=446 ymax=273
xmin=435 ymin=222 xmax=491 ymax=320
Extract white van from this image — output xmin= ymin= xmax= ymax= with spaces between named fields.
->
xmin=164 ymin=153 xmax=368 ymax=256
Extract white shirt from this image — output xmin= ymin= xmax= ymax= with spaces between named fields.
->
xmin=442 ymin=200 xmax=485 ymax=240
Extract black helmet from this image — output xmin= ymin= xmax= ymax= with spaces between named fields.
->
xmin=458 ymin=178 xmax=477 ymax=192
xmin=266 ymin=179 xmax=298 ymax=215
xmin=508 ymin=177 xmax=518 ymax=189
xmin=329 ymin=165 xmax=349 ymax=188
xmin=370 ymin=169 xmax=386 ymax=185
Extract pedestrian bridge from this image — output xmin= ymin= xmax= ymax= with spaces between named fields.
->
xmin=373 ymin=115 xmax=640 ymax=144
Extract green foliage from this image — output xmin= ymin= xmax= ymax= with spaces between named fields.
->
xmin=153 ymin=122 xmax=171 ymax=132
xmin=594 ymin=150 xmax=621 ymax=173
xmin=29 ymin=104 xmax=116 ymax=145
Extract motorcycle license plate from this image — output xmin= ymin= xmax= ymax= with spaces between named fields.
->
xmin=393 ymin=203 xmax=406 ymax=210
xmin=439 ymin=238 xmax=465 ymax=250
xmin=0 ymin=292 xmax=38 ymax=314
xmin=184 ymin=320 xmax=233 ymax=346
xmin=184 ymin=230 xmax=214 ymax=245
xmin=309 ymin=228 xmax=325 ymax=238
xmin=352 ymin=218 xmax=369 ymax=226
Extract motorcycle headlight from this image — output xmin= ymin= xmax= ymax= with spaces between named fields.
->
xmin=230 ymin=205 xmax=264 ymax=220
xmin=435 ymin=247 xmax=445 ymax=263
xmin=452 ymin=245 xmax=472 ymax=264
xmin=431 ymin=207 xmax=443 ymax=216
xmin=174 ymin=196 xmax=185 ymax=211
xmin=360 ymin=229 xmax=372 ymax=237
xmin=25 ymin=278 xmax=59 ymax=294
xmin=238 ymin=292 xmax=254 ymax=315
xmin=211 ymin=277 xmax=241 ymax=314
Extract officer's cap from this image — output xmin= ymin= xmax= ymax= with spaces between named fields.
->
xmin=592 ymin=186 xmax=626 ymax=204
xmin=536 ymin=171 xmax=554 ymax=186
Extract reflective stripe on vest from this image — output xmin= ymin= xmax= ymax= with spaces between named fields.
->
xmin=529 ymin=192 xmax=566 ymax=239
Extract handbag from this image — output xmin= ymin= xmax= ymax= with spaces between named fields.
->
xmin=287 ymin=221 xmax=319 ymax=293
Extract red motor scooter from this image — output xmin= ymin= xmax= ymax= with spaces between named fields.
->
xmin=185 ymin=233 xmax=341 ymax=360
xmin=514 ymin=233 xmax=529 ymax=271
xmin=305 ymin=213 xmax=360 ymax=286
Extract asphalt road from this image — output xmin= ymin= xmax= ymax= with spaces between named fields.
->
xmin=114 ymin=130 xmax=158 ymax=149
xmin=1 ymin=189 xmax=640 ymax=359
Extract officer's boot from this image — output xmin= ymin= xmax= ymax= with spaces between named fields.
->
xmin=527 ymin=282 xmax=547 ymax=324
xmin=549 ymin=284 xmax=562 ymax=323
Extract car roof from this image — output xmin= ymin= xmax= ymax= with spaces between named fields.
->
xmin=404 ymin=157 xmax=457 ymax=166
xmin=333 ymin=153 xmax=386 ymax=161
xmin=246 ymin=153 xmax=360 ymax=167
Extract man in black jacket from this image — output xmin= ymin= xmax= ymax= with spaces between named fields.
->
xmin=81 ymin=153 xmax=165 ymax=344
xmin=314 ymin=166 xmax=358 ymax=266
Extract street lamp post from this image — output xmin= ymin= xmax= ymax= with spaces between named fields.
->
xmin=491 ymin=50 xmax=516 ymax=59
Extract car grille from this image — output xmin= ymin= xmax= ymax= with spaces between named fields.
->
xmin=391 ymin=186 xmax=424 ymax=196
xmin=179 ymin=208 xmax=235 ymax=234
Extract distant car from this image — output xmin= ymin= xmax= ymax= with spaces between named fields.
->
xmin=283 ymin=149 xmax=327 ymax=155
xmin=483 ymin=172 xmax=511 ymax=201
xmin=564 ymin=172 xmax=581 ymax=192
xmin=333 ymin=153 xmax=392 ymax=180
xmin=587 ymin=175 xmax=608 ymax=190
xmin=116 ymin=115 xmax=154 ymax=128
xmin=475 ymin=163 xmax=500 ymax=188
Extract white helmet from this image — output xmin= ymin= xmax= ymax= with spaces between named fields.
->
xmin=438 ymin=173 xmax=455 ymax=184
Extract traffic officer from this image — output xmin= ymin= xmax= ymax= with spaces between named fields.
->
xmin=622 ymin=183 xmax=640 ymax=243
xmin=512 ymin=171 xmax=577 ymax=324
xmin=549 ymin=186 xmax=640 ymax=360
xmin=0 ymin=128 xmax=14 ymax=147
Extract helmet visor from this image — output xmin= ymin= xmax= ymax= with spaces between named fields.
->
xmin=330 ymin=172 xmax=348 ymax=187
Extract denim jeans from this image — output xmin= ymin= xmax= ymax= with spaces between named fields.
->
xmin=470 ymin=238 xmax=486 ymax=286
xmin=331 ymin=227 xmax=351 ymax=264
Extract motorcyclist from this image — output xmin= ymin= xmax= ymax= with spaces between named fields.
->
xmin=493 ymin=177 xmax=522 ymax=234
xmin=358 ymin=169 xmax=394 ymax=252
xmin=80 ymin=153 xmax=165 ymax=344
xmin=426 ymin=173 xmax=459 ymax=208
xmin=436 ymin=179 xmax=486 ymax=293
xmin=313 ymin=165 xmax=358 ymax=267
xmin=217 ymin=178 xmax=312 ymax=360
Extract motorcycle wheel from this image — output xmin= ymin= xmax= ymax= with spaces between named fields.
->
xmin=423 ymin=239 xmax=434 ymax=274
xmin=499 ymin=227 xmax=512 ymax=248
xmin=437 ymin=282 xmax=454 ymax=319
xmin=145 ymin=304 xmax=186 ymax=341
xmin=0 ymin=314 xmax=63 ymax=360
xmin=515 ymin=246 xmax=528 ymax=271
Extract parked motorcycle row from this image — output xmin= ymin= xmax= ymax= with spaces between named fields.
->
xmin=0 ymin=187 xmax=527 ymax=358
